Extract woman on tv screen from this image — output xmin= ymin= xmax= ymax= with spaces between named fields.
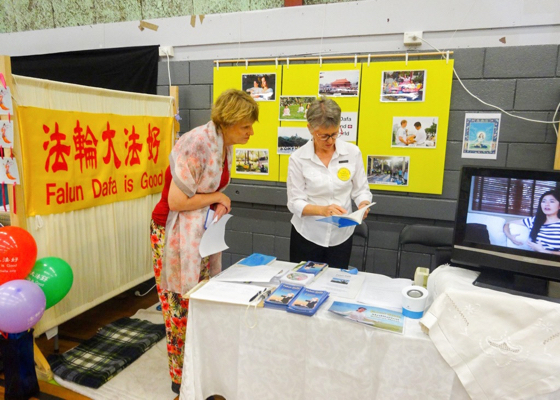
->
xmin=504 ymin=190 xmax=560 ymax=254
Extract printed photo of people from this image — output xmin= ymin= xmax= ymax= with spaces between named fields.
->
xmin=235 ymin=149 xmax=269 ymax=175
xmin=367 ymin=156 xmax=409 ymax=186
xmin=242 ymin=73 xmax=276 ymax=101
xmin=461 ymin=113 xmax=501 ymax=159
xmin=318 ymin=70 xmax=360 ymax=97
xmin=381 ymin=70 xmax=426 ymax=102
xmin=277 ymin=127 xmax=312 ymax=155
xmin=279 ymin=96 xmax=316 ymax=121
xmin=391 ymin=116 xmax=438 ymax=148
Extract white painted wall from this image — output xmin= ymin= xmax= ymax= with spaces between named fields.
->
xmin=0 ymin=0 xmax=559 ymax=60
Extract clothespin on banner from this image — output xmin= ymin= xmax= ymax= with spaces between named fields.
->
xmin=405 ymin=52 xmax=409 ymax=66
xmin=275 ymin=58 xmax=278 ymax=69
xmin=446 ymin=50 xmax=450 ymax=64
xmin=367 ymin=54 xmax=371 ymax=67
xmin=0 ymin=73 xmax=6 ymax=89
xmin=354 ymin=54 xmax=357 ymax=67
xmin=319 ymin=55 xmax=322 ymax=68
xmin=216 ymin=60 xmax=219 ymax=70
xmin=245 ymin=60 xmax=248 ymax=70
xmin=287 ymin=57 xmax=289 ymax=69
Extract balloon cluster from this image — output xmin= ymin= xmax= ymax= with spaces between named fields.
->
xmin=0 ymin=226 xmax=73 ymax=333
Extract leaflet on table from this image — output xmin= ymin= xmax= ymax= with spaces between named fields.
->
xmin=307 ymin=268 xmax=365 ymax=299
xmin=236 ymin=253 xmax=277 ymax=267
xmin=199 ymin=214 xmax=233 ymax=258
xmin=356 ymin=275 xmax=412 ymax=312
xmin=212 ymin=264 xmax=286 ymax=283
xmin=317 ymin=202 xmax=376 ymax=228
xmin=264 ymin=283 xmax=304 ymax=310
xmin=286 ymin=287 xmax=330 ymax=316
xmin=189 ymin=280 xmax=265 ymax=305
xmin=295 ymin=261 xmax=329 ymax=275
xmin=328 ymin=301 xmax=404 ymax=334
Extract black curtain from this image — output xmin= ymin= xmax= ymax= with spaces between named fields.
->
xmin=11 ymin=46 xmax=158 ymax=95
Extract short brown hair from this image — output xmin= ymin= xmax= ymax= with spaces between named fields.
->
xmin=211 ymin=89 xmax=259 ymax=127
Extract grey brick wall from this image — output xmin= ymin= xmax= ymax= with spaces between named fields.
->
xmin=158 ymin=45 xmax=560 ymax=279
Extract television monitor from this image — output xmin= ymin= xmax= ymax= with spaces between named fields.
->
xmin=452 ymin=166 xmax=560 ymax=301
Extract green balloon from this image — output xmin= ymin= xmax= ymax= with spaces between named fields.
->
xmin=26 ymin=257 xmax=74 ymax=309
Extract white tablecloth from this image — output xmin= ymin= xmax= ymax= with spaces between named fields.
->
xmin=181 ymin=271 xmax=471 ymax=400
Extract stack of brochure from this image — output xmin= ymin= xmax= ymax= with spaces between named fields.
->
xmin=279 ymin=261 xmax=329 ymax=286
xmin=328 ymin=301 xmax=405 ymax=334
xmin=286 ymin=287 xmax=330 ymax=317
xmin=263 ymin=283 xmax=303 ymax=310
xmin=236 ymin=253 xmax=277 ymax=267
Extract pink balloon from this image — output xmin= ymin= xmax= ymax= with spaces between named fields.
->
xmin=0 ymin=279 xmax=46 ymax=333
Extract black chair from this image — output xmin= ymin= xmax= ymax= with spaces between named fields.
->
xmin=352 ymin=223 xmax=369 ymax=272
xmin=396 ymin=225 xmax=454 ymax=278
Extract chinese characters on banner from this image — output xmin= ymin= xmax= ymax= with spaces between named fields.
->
xmin=17 ymin=106 xmax=173 ymax=216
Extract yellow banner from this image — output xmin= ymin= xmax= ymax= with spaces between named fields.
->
xmin=18 ymin=107 xmax=173 ymax=216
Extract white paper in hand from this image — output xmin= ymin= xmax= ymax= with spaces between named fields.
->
xmin=199 ymin=214 xmax=233 ymax=257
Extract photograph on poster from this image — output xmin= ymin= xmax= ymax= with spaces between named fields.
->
xmin=391 ymin=116 xmax=438 ymax=148
xmin=242 ymin=73 xmax=276 ymax=101
xmin=0 ymin=87 xmax=13 ymax=114
xmin=278 ymin=127 xmax=312 ymax=155
xmin=381 ymin=70 xmax=426 ymax=102
xmin=279 ymin=96 xmax=317 ymax=121
xmin=0 ymin=120 xmax=14 ymax=146
xmin=235 ymin=149 xmax=269 ymax=175
xmin=318 ymin=70 xmax=360 ymax=97
xmin=0 ymin=157 xmax=20 ymax=184
xmin=461 ymin=113 xmax=501 ymax=159
xmin=367 ymin=155 xmax=409 ymax=186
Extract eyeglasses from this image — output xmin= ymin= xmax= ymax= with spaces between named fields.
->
xmin=315 ymin=127 xmax=343 ymax=141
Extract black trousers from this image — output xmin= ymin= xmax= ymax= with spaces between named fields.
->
xmin=290 ymin=225 xmax=353 ymax=269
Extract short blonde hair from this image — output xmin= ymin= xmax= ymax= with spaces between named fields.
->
xmin=211 ymin=89 xmax=259 ymax=127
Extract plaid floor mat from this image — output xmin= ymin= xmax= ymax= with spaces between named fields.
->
xmin=47 ymin=317 xmax=165 ymax=389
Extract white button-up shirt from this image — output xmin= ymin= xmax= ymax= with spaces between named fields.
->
xmin=287 ymin=139 xmax=373 ymax=247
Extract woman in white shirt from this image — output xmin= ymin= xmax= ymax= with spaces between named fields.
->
xmin=287 ymin=98 xmax=372 ymax=269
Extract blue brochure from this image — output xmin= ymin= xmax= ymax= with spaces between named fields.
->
xmin=237 ymin=253 xmax=277 ymax=267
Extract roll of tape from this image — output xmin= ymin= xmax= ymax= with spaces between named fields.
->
xmin=402 ymin=285 xmax=429 ymax=319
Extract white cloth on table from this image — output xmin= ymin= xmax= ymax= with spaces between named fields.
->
xmin=422 ymin=265 xmax=560 ymax=400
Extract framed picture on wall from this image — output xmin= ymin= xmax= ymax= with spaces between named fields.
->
xmin=279 ymin=96 xmax=316 ymax=121
xmin=318 ymin=70 xmax=360 ymax=97
xmin=391 ymin=116 xmax=438 ymax=148
xmin=242 ymin=73 xmax=276 ymax=101
xmin=366 ymin=155 xmax=409 ymax=186
xmin=381 ymin=70 xmax=426 ymax=102
xmin=234 ymin=149 xmax=269 ymax=175
xmin=461 ymin=113 xmax=501 ymax=159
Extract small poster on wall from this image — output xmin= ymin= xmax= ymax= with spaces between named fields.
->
xmin=381 ymin=70 xmax=426 ymax=102
xmin=0 ymin=87 xmax=13 ymax=115
xmin=319 ymin=70 xmax=360 ymax=97
xmin=234 ymin=149 xmax=269 ymax=175
xmin=278 ymin=127 xmax=312 ymax=155
xmin=0 ymin=157 xmax=20 ymax=184
xmin=367 ymin=155 xmax=409 ymax=186
xmin=340 ymin=112 xmax=358 ymax=142
xmin=0 ymin=120 xmax=14 ymax=147
xmin=461 ymin=113 xmax=501 ymax=159
xmin=279 ymin=96 xmax=316 ymax=121
xmin=391 ymin=116 xmax=438 ymax=148
xmin=242 ymin=73 xmax=276 ymax=101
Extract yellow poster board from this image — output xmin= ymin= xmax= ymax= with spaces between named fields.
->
xmin=279 ymin=63 xmax=361 ymax=182
xmin=213 ymin=65 xmax=282 ymax=181
xmin=358 ymin=60 xmax=454 ymax=194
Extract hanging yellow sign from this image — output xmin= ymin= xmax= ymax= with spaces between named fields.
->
xmin=18 ymin=106 xmax=173 ymax=216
